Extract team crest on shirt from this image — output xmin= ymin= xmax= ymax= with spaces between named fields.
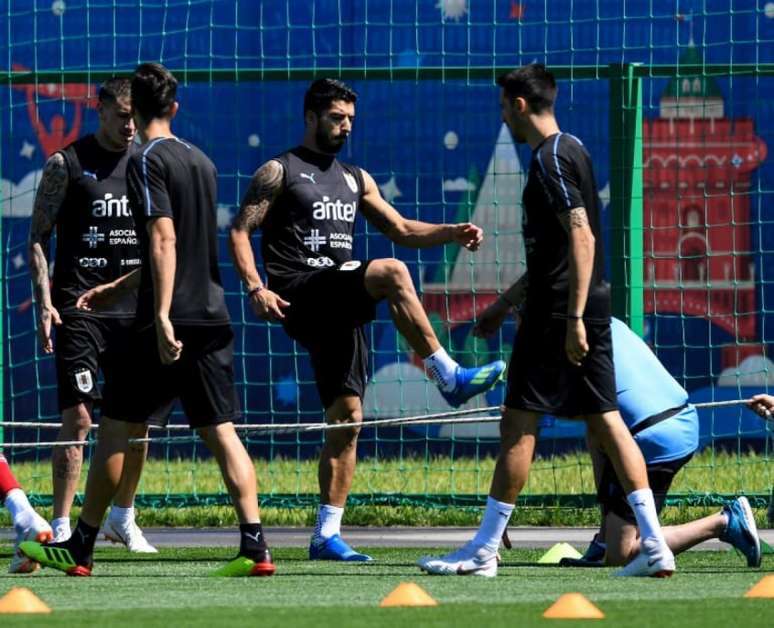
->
xmin=342 ymin=171 xmax=358 ymax=194
xmin=73 ymin=369 xmax=94 ymax=394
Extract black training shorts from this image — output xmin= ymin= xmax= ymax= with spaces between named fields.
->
xmin=504 ymin=315 xmax=617 ymax=417
xmin=55 ymin=315 xmax=135 ymax=412
xmin=278 ymin=260 xmax=378 ymax=409
xmin=597 ymin=453 xmax=693 ymax=524
xmin=102 ymin=324 xmax=240 ymax=428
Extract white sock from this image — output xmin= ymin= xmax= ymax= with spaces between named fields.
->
xmin=472 ymin=496 xmax=515 ymax=553
xmin=424 ymin=347 xmax=459 ymax=392
xmin=313 ymin=504 xmax=344 ymax=541
xmin=109 ymin=505 xmax=135 ymax=524
xmin=5 ymin=488 xmax=33 ymax=527
xmin=626 ymin=488 xmax=666 ymax=546
xmin=51 ymin=516 xmax=71 ymax=538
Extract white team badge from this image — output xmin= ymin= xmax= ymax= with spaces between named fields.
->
xmin=342 ymin=172 xmax=358 ymax=194
xmin=339 ymin=260 xmax=362 ymax=271
xmin=73 ymin=369 xmax=94 ymax=393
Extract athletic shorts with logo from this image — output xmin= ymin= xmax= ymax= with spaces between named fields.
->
xmin=597 ymin=452 xmax=693 ymax=523
xmin=55 ymin=315 xmax=135 ymax=412
xmin=277 ymin=260 xmax=378 ymax=409
xmin=101 ymin=324 xmax=240 ymax=428
xmin=504 ymin=314 xmax=617 ymax=416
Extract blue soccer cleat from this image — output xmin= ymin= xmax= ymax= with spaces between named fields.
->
xmin=440 ymin=360 xmax=506 ymax=408
xmin=720 ymin=496 xmax=761 ymax=567
xmin=309 ymin=534 xmax=373 ymax=562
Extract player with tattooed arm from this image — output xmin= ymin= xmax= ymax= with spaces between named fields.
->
xmin=229 ymin=78 xmax=506 ymax=562
xmin=27 ymin=77 xmax=155 ymax=552
xmin=419 ymin=63 xmax=674 ymax=578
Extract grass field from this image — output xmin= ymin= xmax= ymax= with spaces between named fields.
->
xmin=0 ymin=547 xmax=772 ymax=627
xmin=2 ymin=450 xmax=771 ymax=527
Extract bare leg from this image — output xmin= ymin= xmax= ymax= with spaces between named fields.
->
xmin=489 ymin=408 xmax=540 ymax=503
xmin=586 ymin=411 xmax=649 ymax=494
xmin=112 ymin=425 xmax=150 ymax=508
xmin=197 ymin=422 xmax=259 ymax=524
xmin=318 ymin=395 xmax=362 ymax=507
xmin=52 ymin=403 xmax=92 ymax=520
xmin=603 ymin=510 xmax=727 ymax=565
xmin=79 ymin=417 xmax=145 ymax=527
xmin=365 ymin=258 xmax=439 ymax=359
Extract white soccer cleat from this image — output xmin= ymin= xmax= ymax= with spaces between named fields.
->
xmin=417 ymin=542 xmax=498 ymax=577
xmin=614 ymin=537 xmax=675 ymax=578
xmin=101 ymin=517 xmax=158 ymax=554
xmin=9 ymin=511 xmax=54 ymax=574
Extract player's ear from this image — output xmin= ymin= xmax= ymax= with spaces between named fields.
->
xmin=304 ymin=109 xmax=317 ymax=128
xmin=169 ymin=101 xmax=180 ymax=120
xmin=514 ymin=96 xmax=529 ymax=115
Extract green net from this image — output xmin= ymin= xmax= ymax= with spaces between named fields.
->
xmin=1 ymin=1 xmax=772 ymax=523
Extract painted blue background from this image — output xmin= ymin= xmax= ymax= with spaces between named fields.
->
xmin=1 ymin=1 xmax=772 ymax=457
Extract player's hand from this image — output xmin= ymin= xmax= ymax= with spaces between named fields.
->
xmin=747 ymin=394 xmax=774 ymax=420
xmin=452 ymin=223 xmax=483 ymax=251
xmin=76 ymin=282 xmax=119 ymax=312
xmin=250 ymin=288 xmax=290 ymax=321
xmin=37 ymin=304 xmax=62 ymax=353
xmin=565 ymin=318 xmax=589 ymax=366
xmin=473 ymin=298 xmax=511 ymax=338
xmin=155 ymin=315 xmax=183 ymax=364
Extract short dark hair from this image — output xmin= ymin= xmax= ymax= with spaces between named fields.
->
xmin=131 ymin=62 xmax=178 ymax=121
xmin=98 ymin=77 xmax=131 ymax=104
xmin=303 ymin=78 xmax=357 ymax=118
xmin=497 ymin=63 xmax=557 ymax=113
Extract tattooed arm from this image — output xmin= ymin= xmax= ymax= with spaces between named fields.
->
xmin=28 ymin=152 xmax=68 ymax=353
xmin=228 ymin=159 xmax=290 ymax=321
xmin=558 ymin=206 xmax=594 ymax=366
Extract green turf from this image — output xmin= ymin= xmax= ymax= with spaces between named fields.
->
xmin=0 ymin=547 xmax=772 ymax=627
xmin=3 ymin=450 xmax=771 ymax=527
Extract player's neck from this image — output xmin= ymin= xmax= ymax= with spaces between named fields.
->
xmin=525 ymin=115 xmax=561 ymax=150
xmin=142 ymin=119 xmax=175 ymax=143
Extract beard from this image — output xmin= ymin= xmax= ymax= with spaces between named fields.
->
xmin=316 ymin=127 xmax=347 ymax=153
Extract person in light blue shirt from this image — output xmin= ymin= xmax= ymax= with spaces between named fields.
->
xmin=473 ymin=297 xmax=761 ymax=569
xmin=580 ymin=318 xmax=759 ymax=568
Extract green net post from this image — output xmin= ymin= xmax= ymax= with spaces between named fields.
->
xmin=609 ymin=63 xmax=645 ymax=336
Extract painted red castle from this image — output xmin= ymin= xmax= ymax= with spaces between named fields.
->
xmin=643 ymin=43 xmax=767 ymax=365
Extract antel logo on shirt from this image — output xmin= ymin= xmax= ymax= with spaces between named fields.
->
xmin=311 ymin=196 xmax=357 ymax=223
xmin=92 ymin=193 xmax=131 ymax=218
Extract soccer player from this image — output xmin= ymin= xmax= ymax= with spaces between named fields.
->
xmin=476 ymin=303 xmax=761 ymax=568
xmin=27 ymin=77 xmax=156 ymax=552
xmin=21 ymin=62 xmax=274 ymax=577
xmin=1 ymin=453 xmax=52 ymax=573
xmin=229 ymin=78 xmax=506 ymax=562
xmin=418 ymin=64 xmax=673 ymax=577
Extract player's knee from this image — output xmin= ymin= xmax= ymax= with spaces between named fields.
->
xmin=62 ymin=404 xmax=92 ymax=436
xmin=374 ymin=258 xmax=411 ymax=291
xmin=326 ymin=412 xmax=363 ymax=445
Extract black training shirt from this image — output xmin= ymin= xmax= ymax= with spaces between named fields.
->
xmin=53 ymin=135 xmax=139 ymax=318
xmin=126 ymin=136 xmax=230 ymax=327
xmin=261 ymin=145 xmax=365 ymax=294
xmin=521 ymin=132 xmax=610 ymax=321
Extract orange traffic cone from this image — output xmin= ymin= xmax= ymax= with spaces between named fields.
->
xmin=380 ymin=582 xmax=438 ymax=607
xmin=0 ymin=587 xmax=52 ymax=614
xmin=543 ymin=593 xmax=605 ymax=619
xmin=744 ymin=575 xmax=774 ymax=598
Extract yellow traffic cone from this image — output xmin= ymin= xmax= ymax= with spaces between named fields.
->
xmin=543 ymin=593 xmax=604 ymax=619
xmin=0 ymin=587 xmax=52 ymax=614
xmin=380 ymin=582 xmax=438 ymax=607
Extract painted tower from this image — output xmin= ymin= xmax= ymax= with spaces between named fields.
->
xmin=643 ymin=43 xmax=767 ymax=368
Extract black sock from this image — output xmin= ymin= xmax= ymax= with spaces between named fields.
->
xmin=66 ymin=518 xmax=99 ymax=562
xmin=239 ymin=522 xmax=267 ymax=557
